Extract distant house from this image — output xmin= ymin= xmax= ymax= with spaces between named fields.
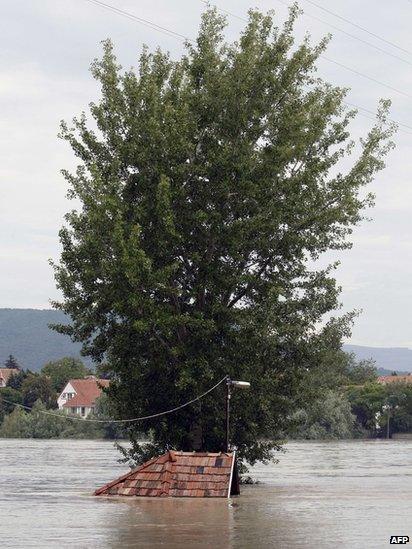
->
xmin=377 ymin=374 xmax=412 ymax=385
xmin=57 ymin=376 xmax=110 ymax=417
xmin=0 ymin=368 xmax=19 ymax=388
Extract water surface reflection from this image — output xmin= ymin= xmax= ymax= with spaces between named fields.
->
xmin=0 ymin=439 xmax=410 ymax=548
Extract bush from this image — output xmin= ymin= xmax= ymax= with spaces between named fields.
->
xmin=291 ymin=390 xmax=356 ymax=439
xmin=0 ymin=407 xmax=32 ymax=438
xmin=0 ymin=387 xmax=23 ymax=423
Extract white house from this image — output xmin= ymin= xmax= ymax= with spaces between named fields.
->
xmin=57 ymin=376 xmax=110 ymax=417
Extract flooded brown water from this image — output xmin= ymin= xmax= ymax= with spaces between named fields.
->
xmin=0 ymin=439 xmax=410 ymax=548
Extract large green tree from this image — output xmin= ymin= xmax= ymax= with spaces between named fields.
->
xmin=41 ymin=357 xmax=90 ymax=392
xmin=4 ymin=355 xmax=20 ymax=369
xmin=52 ymin=8 xmax=394 ymax=465
xmin=0 ymin=387 xmax=23 ymax=424
xmin=21 ymin=374 xmax=57 ymax=409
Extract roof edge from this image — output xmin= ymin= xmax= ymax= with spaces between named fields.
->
xmin=94 ymin=453 xmax=169 ymax=496
xmin=227 ymin=450 xmax=235 ymax=498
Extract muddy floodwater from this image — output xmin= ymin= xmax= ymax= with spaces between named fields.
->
xmin=0 ymin=439 xmax=410 ymax=548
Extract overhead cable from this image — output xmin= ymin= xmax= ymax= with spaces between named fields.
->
xmin=273 ymin=0 xmax=412 ymax=67
xmin=84 ymin=0 xmax=194 ymax=42
xmin=84 ymin=0 xmax=411 ymax=130
xmin=0 ymin=376 xmax=228 ymax=424
xmin=321 ymin=56 xmax=412 ymax=100
xmin=301 ymin=0 xmax=412 ymax=56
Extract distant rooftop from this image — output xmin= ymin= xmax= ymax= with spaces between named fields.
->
xmin=377 ymin=374 xmax=412 ymax=385
xmin=61 ymin=377 xmax=110 ymax=408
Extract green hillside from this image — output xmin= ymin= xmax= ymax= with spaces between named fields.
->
xmin=1 ymin=309 xmax=410 ymax=375
xmin=343 ymin=344 xmax=412 ymax=373
xmin=0 ymin=309 xmax=92 ymax=372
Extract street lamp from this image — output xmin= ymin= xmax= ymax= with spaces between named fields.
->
xmin=225 ymin=377 xmax=251 ymax=452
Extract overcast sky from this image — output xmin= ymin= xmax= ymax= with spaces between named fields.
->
xmin=1 ymin=0 xmax=411 ymax=348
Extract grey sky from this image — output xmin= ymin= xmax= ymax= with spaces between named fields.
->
xmin=1 ymin=0 xmax=411 ymax=347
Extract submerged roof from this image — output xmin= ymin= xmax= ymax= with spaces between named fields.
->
xmin=62 ymin=377 xmax=110 ymax=408
xmin=95 ymin=451 xmax=239 ymax=498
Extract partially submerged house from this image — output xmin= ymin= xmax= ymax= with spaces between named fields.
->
xmin=57 ymin=376 xmax=110 ymax=417
xmin=95 ymin=450 xmax=240 ymax=498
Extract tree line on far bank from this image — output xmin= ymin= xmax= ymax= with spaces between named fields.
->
xmin=0 ymin=355 xmax=126 ymax=439
xmin=290 ymin=351 xmax=412 ymax=439
xmin=1 ymin=352 xmax=411 ymax=441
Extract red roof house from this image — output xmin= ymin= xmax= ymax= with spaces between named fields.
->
xmin=95 ymin=450 xmax=240 ymax=498
xmin=377 ymin=374 xmax=412 ymax=385
xmin=57 ymin=376 xmax=110 ymax=417
xmin=0 ymin=368 xmax=19 ymax=388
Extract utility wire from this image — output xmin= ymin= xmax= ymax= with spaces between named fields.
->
xmin=84 ymin=0 xmax=412 ymax=131
xmin=321 ymin=56 xmax=412 ymax=100
xmin=0 ymin=376 xmax=228 ymax=424
xmin=201 ymin=0 xmax=412 ymax=100
xmin=204 ymin=0 xmax=412 ymax=68
xmin=84 ymin=0 xmax=194 ymax=42
xmin=273 ymin=0 xmax=412 ymax=68
xmin=200 ymin=1 xmax=412 ymax=130
xmin=343 ymin=101 xmax=412 ymax=135
xmin=301 ymin=0 xmax=412 ymax=56
xmin=85 ymin=0 xmax=412 ymax=102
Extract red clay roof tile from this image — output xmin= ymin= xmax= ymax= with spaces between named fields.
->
xmin=95 ymin=451 xmax=237 ymax=498
xmin=377 ymin=375 xmax=412 ymax=384
xmin=62 ymin=377 xmax=110 ymax=408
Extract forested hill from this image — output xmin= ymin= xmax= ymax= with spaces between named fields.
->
xmin=0 ymin=309 xmax=91 ymax=371
xmin=1 ymin=308 xmax=411 ymax=374
xmin=343 ymin=344 xmax=412 ymax=374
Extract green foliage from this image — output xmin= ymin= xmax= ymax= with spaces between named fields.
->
xmin=0 ymin=407 xmax=32 ymax=438
xmin=297 ymin=348 xmax=377 ymax=404
xmin=381 ymin=383 xmax=412 ymax=435
xmin=347 ymin=382 xmax=386 ymax=434
xmin=0 ymin=367 xmax=122 ymax=439
xmin=52 ymin=9 xmax=395 ymax=465
xmin=56 ymin=411 xmax=104 ymax=439
xmin=0 ymin=400 xmax=105 ymax=439
xmin=0 ymin=387 xmax=23 ymax=423
xmin=290 ymin=350 xmax=374 ymax=439
xmin=94 ymin=394 xmax=127 ymax=439
xmin=6 ymin=369 xmax=28 ymax=391
xmin=21 ymin=374 xmax=57 ymax=409
xmin=347 ymin=357 xmax=377 ymax=385
xmin=29 ymin=401 xmax=67 ymax=438
xmin=41 ymin=357 xmax=90 ymax=392
xmin=346 ymin=382 xmax=412 ymax=437
xmin=4 ymin=354 xmax=20 ymax=369
xmin=94 ymin=362 xmax=112 ymax=380
xmin=291 ymin=389 xmax=355 ymax=439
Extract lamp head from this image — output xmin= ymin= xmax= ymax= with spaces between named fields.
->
xmin=228 ymin=380 xmax=250 ymax=389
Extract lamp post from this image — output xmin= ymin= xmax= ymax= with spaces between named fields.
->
xmin=225 ymin=377 xmax=251 ymax=452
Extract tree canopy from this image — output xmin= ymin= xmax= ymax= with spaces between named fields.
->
xmin=41 ymin=357 xmax=90 ymax=392
xmin=21 ymin=374 xmax=56 ymax=409
xmin=52 ymin=8 xmax=394 ymax=465
xmin=4 ymin=354 xmax=20 ymax=369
